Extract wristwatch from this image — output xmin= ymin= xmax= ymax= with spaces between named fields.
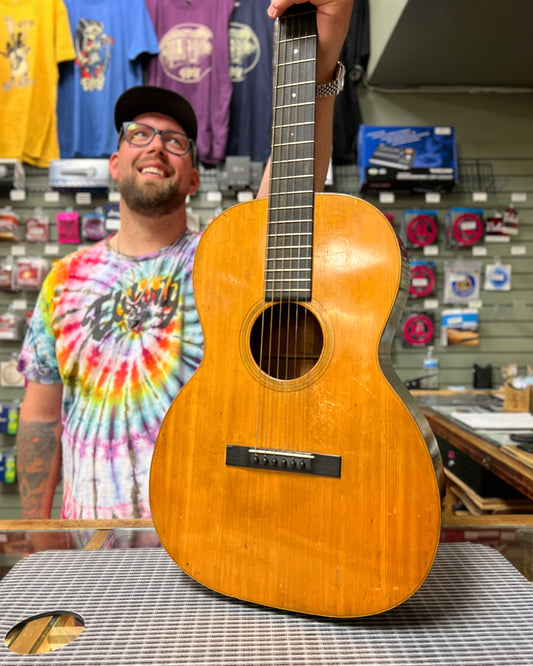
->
xmin=316 ymin=61 xmax=346 ymax=98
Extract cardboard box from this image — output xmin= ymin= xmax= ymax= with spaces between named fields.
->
xmin=358 ymin=125 xmax=458 ymax=193
xmin=504 ymin=383 xmax=532 ymax=412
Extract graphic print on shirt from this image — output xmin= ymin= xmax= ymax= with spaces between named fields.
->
xmin=0 ymin=17 xmax=34 ymax=90
xmin=83 ymin=275 xmax=182 ymax=342
xmin=158 ymin=23 xmax=212 ymax=83
xmin=74 ymin=18 xmax=114 ymax=91
xmin=228 ymin=22 xmax=261 ymax=83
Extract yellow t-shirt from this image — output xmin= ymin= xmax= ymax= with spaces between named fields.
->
xmin=0 ymin=0 xmax=75 ymax=167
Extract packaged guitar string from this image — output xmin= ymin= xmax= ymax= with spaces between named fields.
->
xmin=401 ymin=209 xmax=438 ymax=249
xmin=441 ymin=309 xmax=479 ymax=346
xmin=25 ymin=209 xmax=50 ymax=242
xmin=443 ymin=259 xmax=482 ymax=304
xmin=56 ymin=210 xmax=81 ymax=244
xmin=409 ymin=260 xmax=436 ymax=299
xmin=0 ymin=309 xmax=22 ymax=341
xmin=0 ymin=257 xmax=16 ymax=292
xmin=15 ymin=257 xmax=49 ymax=291
xmin=485 ymin=204 xmax=519 ymax=242
xmin=484 ymin=261 xmax=512 ymax=291
xmin=82 ymin=208 xmax=107 ymax=241
xmin=104 ymin=202 xmax=120 ymax=231
xmin=400 ymin=310 xmax=435 ymax=348
xmin=445 ymin=207 xmax=484 ymax=248
xmin=0 ymin=207 xmax=20 ymax=242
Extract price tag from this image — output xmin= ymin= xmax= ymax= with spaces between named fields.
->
xmin=206 ymin=191 xmax=222 ymax=203
xmin=44 ymin=244 xmax=60 ymax=256
xmin=379 ymin=191 xmax=395 ymax=204
xmin=11 ymin=298 xmax=27 ymax=310
xmin=9 ymin=189 xmax=26 ymax=202
xmin=75 ymin=192 xmax=92 ymax=206
xmin=423 ymin=299 xmax=439 ymax=310
xmin=511 ymin=192 xmax=527 ymax=203
xmin=510 ymin=245 xmax=527 ymax=255
xmin=423 ymin=245 xmax=439 ymax=256
xmin=108 ymin=191 xmax=121 ymax=203
xmin=472 ymin=192 xmax=488 ymax=203
xmin=237 ymin=190 xmax=254 ymax=202
xmin=472 ymin=245 xmax=487 ymax=256
xmin=425 ymin=192 xmax=441 ymax=204
xmin=44 ymin=191 xmax=60 ymax=203
xmin=11 ymin=245 xmax=26 ymax=257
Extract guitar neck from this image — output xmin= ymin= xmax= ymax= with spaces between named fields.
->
xmin=266 ymin=4 xmax=317 ymax=303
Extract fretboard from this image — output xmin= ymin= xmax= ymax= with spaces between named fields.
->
xmin=266 ymin=4 xmax=317 ymax=302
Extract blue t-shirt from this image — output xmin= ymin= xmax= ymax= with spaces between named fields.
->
xmin=226 ymin=0 xmax=273 ymax=163
xmin=57 ymin=0 xmax=160 ymax=158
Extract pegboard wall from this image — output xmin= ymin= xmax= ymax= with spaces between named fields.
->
xmin=0 ymin=155 xmax=532 ymax=449
xmin=335 ymin=156 xmax=533 ymax=391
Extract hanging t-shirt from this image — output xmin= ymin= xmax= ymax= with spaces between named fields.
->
xmin=0 ymin=0 xmax=75 ymax=167
xmin=226 ymin=0 xmax=273 ymax=164
xmin=17 ymin=230 xmax=204 ymax=520
xmin=144 ymin=0 xmax=234 ymax=166
xmin=57 ymin=0 xmax=160 ymax=158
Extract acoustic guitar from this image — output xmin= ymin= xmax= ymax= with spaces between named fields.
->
xmin=150 ymin=3 xmax=444 ymax=618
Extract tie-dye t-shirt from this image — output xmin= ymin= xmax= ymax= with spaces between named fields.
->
xmin=17 ymin=229 xmax=203 ymax=519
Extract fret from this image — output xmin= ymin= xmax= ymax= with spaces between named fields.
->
xmin=266 ymin=269 xmax=312 ymax=277
xmin=267 ymin=231 xmax=313 ymax=238
xmin=267 ymin=244 xmax=312 ymax=250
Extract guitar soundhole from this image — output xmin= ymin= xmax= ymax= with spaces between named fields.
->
xmin=249 ymin=303 xmax=324 ymax=380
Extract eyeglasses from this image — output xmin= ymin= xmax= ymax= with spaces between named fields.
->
xmin=120 ymin=121 xmax=194 ymax=157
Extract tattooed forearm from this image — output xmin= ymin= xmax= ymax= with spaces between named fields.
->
xmin=16 ymin=419 xmax=62 ymax=519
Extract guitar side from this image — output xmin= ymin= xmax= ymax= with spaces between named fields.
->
xmin=150 ymin=193 xmax=444 ymax=618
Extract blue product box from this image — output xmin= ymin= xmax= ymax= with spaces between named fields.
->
xmin=357 ymin=126 xmax=458 ymax=193
xmin=0 ymin=451 xmax=16 ymax=483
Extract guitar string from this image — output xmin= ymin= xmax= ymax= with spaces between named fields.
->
xmin=254 ymin=14 xmax=281 ymax=456
xmin=254 ymin=9 xmax=316 ymax=458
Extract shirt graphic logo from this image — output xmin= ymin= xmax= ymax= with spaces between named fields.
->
xmin=74 ymin=18 xmax=114 ymax=92
xmin=0 ymin=17 xmax=34 ymax=90
xmin=228 ymin=22 xmax=261 ymax=83
xmin=159 ymin=23 xmax=212 ymax=83
xmin=83 ymin=276 xmax=182 ymax=341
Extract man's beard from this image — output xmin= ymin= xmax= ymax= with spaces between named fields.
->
xmin=118 ymin=172 xmax=185 ymax=216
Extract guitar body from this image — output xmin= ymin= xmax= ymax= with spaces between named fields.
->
xmin=150 ymin=193 xmax=444 ymax=617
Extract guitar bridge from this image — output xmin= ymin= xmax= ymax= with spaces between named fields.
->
xmin=225 ymin=445 xmax=341 ymax=478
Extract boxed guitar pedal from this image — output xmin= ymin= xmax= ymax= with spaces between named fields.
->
xmin=357 ymin=125 xmax=458 ymax=193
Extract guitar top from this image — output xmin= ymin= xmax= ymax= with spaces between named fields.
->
xmin=150 ymin=4 xmax=444 ymax=617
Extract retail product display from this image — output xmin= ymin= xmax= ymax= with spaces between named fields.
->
xmin=409 ymin=260 xmax=436 ymax=299
xmin=24 ymin=211 xmax=50 ymax=243
xmin=441 ymin=309 xmax=480 ymax=347
xmin=401 ymin=311 xmax=435 ymax=348
xmin=445 ymin=207 xmax=485 ymax=248
xmin=357 ymin=125 xmax=458 ymax=193
xmin=0 ymin=208 xmax=20 ymax=242
xmin=0 ymin=161 xmax=25 ymax=192
xmin=443 ymin=260 xmax=482 ymax=305
xmin=401 ymin=209 xmax=439 ymax=248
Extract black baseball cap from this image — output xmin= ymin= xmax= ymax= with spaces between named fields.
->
xmin=114 ymin=85 xmax=198 ymax=142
